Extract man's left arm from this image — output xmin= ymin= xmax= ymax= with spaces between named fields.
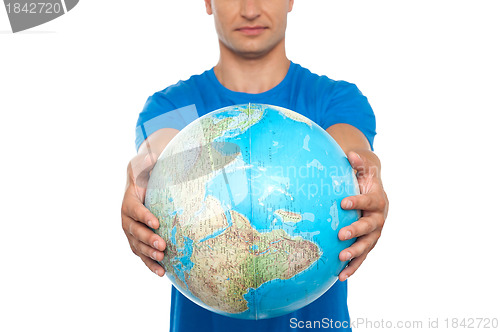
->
xmin=326 ymin=123 xmax=389 ymax=281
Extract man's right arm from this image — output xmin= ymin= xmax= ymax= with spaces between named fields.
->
xmin=121 ymin=128 xmax=180 ymax=276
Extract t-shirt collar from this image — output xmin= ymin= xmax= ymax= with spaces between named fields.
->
xmin=207 ymin=60 xmax=297 ymax=100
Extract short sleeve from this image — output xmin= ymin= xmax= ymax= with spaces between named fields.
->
xmin=321 ymin=81 xmax=377 ymax=151
xmin=135 ymin=91 xmax=199 ymax=151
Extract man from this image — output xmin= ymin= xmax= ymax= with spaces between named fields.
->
xmin=121 ymin=0 xmax=389 ymax=331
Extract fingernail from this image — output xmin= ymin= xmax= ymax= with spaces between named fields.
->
xmin=152 ymin=251 xmax=157 ymax=260
xmin=344 ymin=200 xmax=353 ymax=209
xmin=147 ymin=220 xmax=153 ymax=228
xmin=155 ymin=270 xmax=160 ymax=276
xmin=345 ymin=231 xmax=352 ymax=240
xmin=345 ymin=252 xmax=352 ymax=260
xmin=153 ymin=240 xmax=159 ymax=249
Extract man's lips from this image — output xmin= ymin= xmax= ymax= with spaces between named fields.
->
xmin=236 ymin=26 xmax=267 ymax=36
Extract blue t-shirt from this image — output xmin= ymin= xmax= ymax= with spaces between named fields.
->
xmin=135 ymin=61 xmax=376 ymax=331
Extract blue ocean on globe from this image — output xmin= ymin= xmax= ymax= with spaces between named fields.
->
xmin=145 ymin=104 xmax=360 ymax=320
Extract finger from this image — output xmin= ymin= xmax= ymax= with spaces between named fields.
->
xmin=346 ymin=151 xmax=365 ymax=175
xmin=138 ymin=252 xmax=165 ymax=277
xmin=341 ymin=192 xmax=385 ymax=212
xmin=338 ymin=232 xmax=379 ymax=261
xmin=338 ymin=216 xmax=380 ymax=240
xmin=125 ymin=216 xmax=167 ymax=251
xmin=130 ymin=236 xmax=165 ymax=262
xmin=122 ymin=193 xmax=160 ymax=229
xmin=338 ymin=252 xmax=368 ymax=282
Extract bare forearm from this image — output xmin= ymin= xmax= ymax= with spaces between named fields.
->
xmin=326 ymin=123 xmax=371 ymax=154
xmin=326 ymin=123 xmax=381 ymax=178
xmin=128 ymin=128 xmax=180 ymax=191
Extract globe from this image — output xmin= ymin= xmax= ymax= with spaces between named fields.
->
xmin=145 ymin=104 xmax=360 ymax=320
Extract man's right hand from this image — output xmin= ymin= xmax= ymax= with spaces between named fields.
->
xmin=121 ymin=128 xmax=179 ymax=277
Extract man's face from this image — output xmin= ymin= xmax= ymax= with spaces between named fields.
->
xmin=205 ymin=0 xmax=294 ymax=59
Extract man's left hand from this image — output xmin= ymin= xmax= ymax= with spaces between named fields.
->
xmin=337 ymin=150 xmax=389 ymax=281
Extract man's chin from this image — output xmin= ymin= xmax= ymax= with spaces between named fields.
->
xmin=236 ymin=49 xmax=271 ymax=60
xmin=232 ymin=43 xmax=282 ymax=60
xmin=220 ymin=37 xmax=284 ymax=60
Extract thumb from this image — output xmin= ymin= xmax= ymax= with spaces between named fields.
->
xmin=129 ymin=152 xmax=159 ymax=190
xmin=346 ymin=151 xmax=365 ymax=176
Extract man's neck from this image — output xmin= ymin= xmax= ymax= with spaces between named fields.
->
xmin=213 ymin=41 xmax=290 ymax=94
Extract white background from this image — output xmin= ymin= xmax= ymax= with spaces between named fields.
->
xmin=1 ymin=1 xmax=499 ymax=331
